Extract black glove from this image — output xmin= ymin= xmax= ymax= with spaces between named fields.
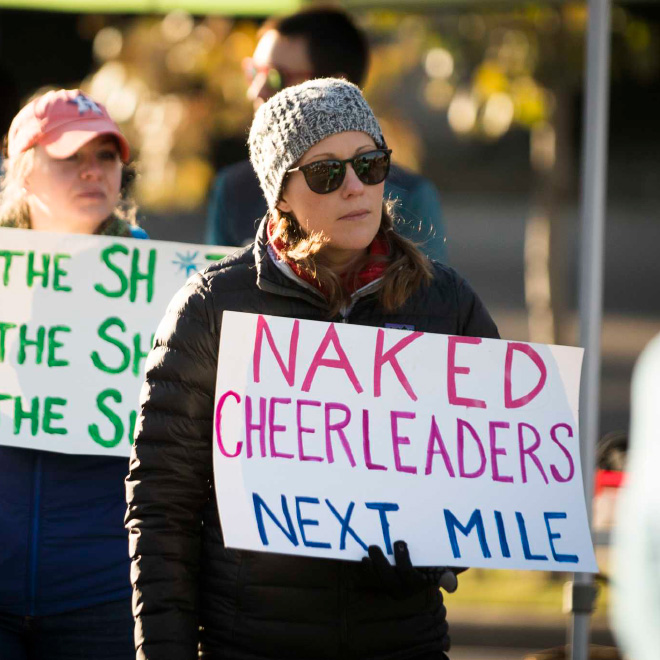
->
xmin=361 ymin=541 xmax=451 ymax=654
xmin=361 ymin=541 xmax=425 ymax=600
xmin=362 ymin=541 xmax=466 ymax=596
xmin=361 ymin=540 xmax=438 ymax=599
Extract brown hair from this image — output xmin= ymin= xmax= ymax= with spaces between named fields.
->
xmin=270 ymin=201 xmax=433 ymax=318
xmin=260 ymin=7 xmax=369 ymax=86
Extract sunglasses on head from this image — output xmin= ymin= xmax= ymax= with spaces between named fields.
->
xmin=242 ymin=58 xmax=313 ymax=93
xmin=286 ymin=149 xmax=392 ymax=194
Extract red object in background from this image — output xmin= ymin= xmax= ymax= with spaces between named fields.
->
xmin=595 ymin=469 xmax=625 ymax=495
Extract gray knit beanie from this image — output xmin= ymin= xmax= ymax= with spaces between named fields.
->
xmin=248 ymin=77 xmax=386 ymax=210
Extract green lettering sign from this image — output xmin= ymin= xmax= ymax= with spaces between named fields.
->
xmin=130 ymin=248 xmax=157 ymax=303
xmin=90 ymin=317 xmax=130 ymax=374
xmin=43 ymin=397 xmax=68 ymax=435
xmin=0 ymin=250 xmax=24 ymax=286
xmin=88 ymin=389 xmax=124 ymax=448
xmin=94 ymin=244 xmax=129 ymax=299
xmin=14 ymin=396 xmax=39 ymax=436
xmin=27 ymin=252 xmax=50 ymax=288
xmin=132 ymin=332 xmax=153 ymax=376
xmin=18 ymin=325 xmax=45 ymax=365
xmin=128 ymin=410 xmax=137 ymax=445
xmin=47 ymin=326 xmax=71 ymax=367
xmin=0 ymin=322 xmax=17 ymax=362
xmin=53 ymin=254 xmax=72 ymax=292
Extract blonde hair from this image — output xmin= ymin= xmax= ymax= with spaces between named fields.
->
xmin=270 ymin=201 xmax=433 ymax=317
xmin=0 ymin=145 xmax=138 ymax=231
xmin=0 ymin=149 xmax=33 ymax=227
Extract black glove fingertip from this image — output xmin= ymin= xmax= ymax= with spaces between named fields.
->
xmin=393 ymin=540 xmax=414 ymax=570
xmin=368 ymin=544 xmax=382 ymax=558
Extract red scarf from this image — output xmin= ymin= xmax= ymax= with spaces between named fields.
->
xmin=267 ymin=217 xmax=390 ymax=295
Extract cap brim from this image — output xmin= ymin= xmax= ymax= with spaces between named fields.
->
xmin=41 ymin=119 xmax=131 ymax=163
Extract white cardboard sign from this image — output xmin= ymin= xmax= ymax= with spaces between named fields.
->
xmin=0 ymin=227 xmax=236 ymax=456
xmin=213 ymin=311 xmax=597 ymax=572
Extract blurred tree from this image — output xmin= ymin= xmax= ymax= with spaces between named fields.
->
xmin=73 ymin=2 xmax=657 ymax=284
xmin=356 ymin=3 xmax=658 ymax=344
xmin=80 ymin=11 xmax=258 ymax=211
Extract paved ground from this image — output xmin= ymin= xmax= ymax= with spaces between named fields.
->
xmin=451 ymin=618 xmax=615 ymax=649
xmin=451 ymin=648 xmax=533 ymax=660
xmin=449 ymin=607 xmax=618 ymax=659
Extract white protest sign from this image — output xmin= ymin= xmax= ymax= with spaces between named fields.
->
xmin=213 ymin=311 xmax=597 ymax=572
xmin=0 ymin=227 xmax=236 ymax=456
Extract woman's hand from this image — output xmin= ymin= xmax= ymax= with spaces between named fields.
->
xmin=361 ymin=540 xmax=463 ymax=597
xmin=361 ymin=540 xmax=452 ymax=656
xmin=361 ymin=541 xmax=427 ymax=600
xmin=361 ymin=540 xmax=465 ymax=597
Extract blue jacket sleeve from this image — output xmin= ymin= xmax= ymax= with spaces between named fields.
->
xmin=205 ymin=171 xmax=230 ymax=246
xmin=405 ymin=179 xmax=447 ymax=264
xmin=129 ymin=226 xmax=149 ymax=240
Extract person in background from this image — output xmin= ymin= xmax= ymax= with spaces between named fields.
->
xmin=206 ymin=6 xmax=447 ymax=262
xmin=0 ymin=89 xmax=145 ymax=659
xmin=611 ymin=333 xmax=660 ymax=660
xmin=126 ymin=78 xmax=496 ymax=660
xmin=0 ymin=64 xmax=20 ymax=149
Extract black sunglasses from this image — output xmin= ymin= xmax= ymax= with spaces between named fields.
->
xmin=286 ymin=149 xmax=392 ymax=194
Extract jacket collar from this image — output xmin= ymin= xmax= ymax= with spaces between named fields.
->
xmin=253 ymin=214 xmax=385 ymax=315
xmin=253 ymin=215 xmax=328 ymax=309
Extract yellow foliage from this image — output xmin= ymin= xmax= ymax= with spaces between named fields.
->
xmin=511 ymin=77 xmax=548 ymax=127
xmin=474 ymin=61 xmax=509 ymax=99
xmin=174 ymin=158 xmax=216 ymax=209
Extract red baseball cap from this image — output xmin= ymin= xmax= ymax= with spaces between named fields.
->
xmin=8 ymin=89 xmax=130 ymax=163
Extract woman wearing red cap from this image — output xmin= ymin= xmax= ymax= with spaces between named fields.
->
xmin=0 ymin=89 xmax=144 ymax=659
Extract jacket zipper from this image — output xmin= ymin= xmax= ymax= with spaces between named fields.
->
xmin=337 ymin=283 xmax=385 ymax=655
xmin=27 ymin=453 xmax=43 ymax=616
xmin=339 ymin=279 xmax=383 ymax=322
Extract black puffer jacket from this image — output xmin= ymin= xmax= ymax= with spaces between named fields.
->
xmin=125 ymin=218 xmax=499 ymax=660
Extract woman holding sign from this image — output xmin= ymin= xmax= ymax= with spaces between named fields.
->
xmin=126 ymin=78 xmax=498 ymax=660
xmin=0 ymin=89 xmax=144 ymax=658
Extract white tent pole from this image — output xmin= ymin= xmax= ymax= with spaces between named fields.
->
xmin=570 ymin=1 xmax=612 ymax=659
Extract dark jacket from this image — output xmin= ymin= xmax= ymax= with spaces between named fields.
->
xmin=0 ymin=225 xmax=146 ymax=617
xmin=205 ymin=159 xmax=447 ymax=262
xmin=125 ymin=218 xmax=498 ymax=660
